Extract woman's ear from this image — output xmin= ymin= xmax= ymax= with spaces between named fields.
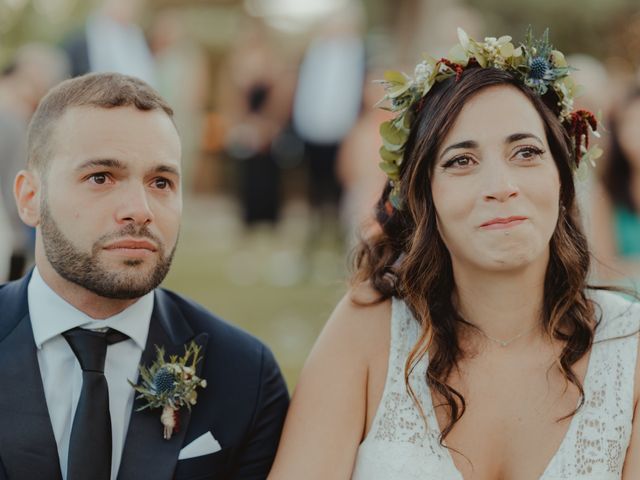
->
xmin=14 ymin=170 xmax=41 ymax=227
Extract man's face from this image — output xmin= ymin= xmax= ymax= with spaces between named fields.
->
xmin=37 ymin=105 xmax=182 ymax=299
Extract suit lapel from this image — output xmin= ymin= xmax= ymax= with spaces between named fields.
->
xmin=0 ymin=274 xmax=62 ymax=479
xmin=117 ymin=290 xmax=209 ymax=480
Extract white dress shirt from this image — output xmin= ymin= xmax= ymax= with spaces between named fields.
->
xmin=28 ymin=268 xmax=153 ymax=480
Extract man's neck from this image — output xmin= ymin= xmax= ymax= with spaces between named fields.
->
xmin=36 ymin=262 xmax=139 ymax=320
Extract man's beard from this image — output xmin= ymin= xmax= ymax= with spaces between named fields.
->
xmin=40 ymin=202 xmax=177 ymax=300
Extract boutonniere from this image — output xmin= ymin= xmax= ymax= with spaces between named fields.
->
xmin=130 ymin=341 xmax=207 ymax=440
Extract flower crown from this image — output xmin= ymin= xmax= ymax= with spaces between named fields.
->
xmin=378 ymin=27 xmax=602 ymax=209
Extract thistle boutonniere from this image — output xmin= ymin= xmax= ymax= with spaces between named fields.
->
xmin=129 ymin=341 xmax=207 ymax=440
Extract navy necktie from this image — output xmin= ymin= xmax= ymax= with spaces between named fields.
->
xmin=62 ymin=328 xmax=128 ymax=480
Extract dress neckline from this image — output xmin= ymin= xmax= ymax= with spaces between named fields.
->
xmin=423 ymin=343 xmax=598 ymax=480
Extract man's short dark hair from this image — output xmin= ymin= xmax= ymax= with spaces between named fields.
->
xmin=27 ymin=72 xmax=174 ymax=172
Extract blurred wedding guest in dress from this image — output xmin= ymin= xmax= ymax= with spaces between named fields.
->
xmin=149 ymin=9 xmax=210 ymax=193
xmin=292 ymin=2 xmax=366 ymax=231
xmin=564 ymin=54 xmax=611 ymax=234
xmin=63 ymin=0 xmax=155 ymax=86
xmin=591 ymin=86 xmax=640 ymax=284
xmin=0 ymin=44 xmax=69 ymax=281
xmin=336 ymin=72 xmax=391 ymax=247
xmin=221 ymin=20 xmax=290 ymax=227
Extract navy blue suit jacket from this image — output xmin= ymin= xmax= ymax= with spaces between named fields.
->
xmin=0 ymin=273 xmax=289 ymax=479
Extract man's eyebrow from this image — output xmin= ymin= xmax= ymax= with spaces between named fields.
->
xmin=154 ymin=165 xmax=180 ymax=177
xmin=75 ymin=159 xmax=180 ymax=177
xmin=75 ymin=158 xmax=126 ymax=171
xmin=506 ymin=132 xmax=543 ymax=144
xmin=440 ymin=140 xmax=479 ymax=158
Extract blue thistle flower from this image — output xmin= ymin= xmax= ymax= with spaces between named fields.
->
xmin=152 ymin=367 xmax=176 ymax=394
xmin=528 ymin=56 xmax=551 ymax=80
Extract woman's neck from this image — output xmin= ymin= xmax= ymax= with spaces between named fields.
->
xmin=451 ymin=258 xmax=547 ymax=345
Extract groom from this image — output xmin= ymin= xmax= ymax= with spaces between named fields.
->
xmin=0 ymin=73 xmax=289 ymax=480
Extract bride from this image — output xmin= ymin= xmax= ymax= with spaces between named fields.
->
xmin=268 ymin=29 xmax=640 ymax=479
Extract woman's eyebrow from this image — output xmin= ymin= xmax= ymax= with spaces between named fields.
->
xmin=440 ymin=140 xmax=479 ymax=158
xmin=439 ymin=133 xmax=543 ymax=159
xmin=506 ymin=132 xmax=543 ymax=144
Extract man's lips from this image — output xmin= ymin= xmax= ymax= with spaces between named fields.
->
xmin=480 ymin=216 xmax=528 ymax=229
xmin=103 ymin=239 xmax=158 ymax=252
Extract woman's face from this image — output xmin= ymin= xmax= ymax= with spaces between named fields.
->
xmin=617 ymin=98 xmax=640 ymax=169
xmin=431 ymin=85 xmax=560 ymax=273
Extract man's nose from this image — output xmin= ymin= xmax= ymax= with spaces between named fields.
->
xmin=116 ymin=184 xmax=154 ymax=225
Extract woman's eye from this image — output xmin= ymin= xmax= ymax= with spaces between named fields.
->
xmin=443 ymin=156 xmax=475 ymax=169
xmin=515 ymin=146 xmax=545 ymax=161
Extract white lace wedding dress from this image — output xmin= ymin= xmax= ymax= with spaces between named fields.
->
xmin=351 ymin=291 xmax=640 ymax=479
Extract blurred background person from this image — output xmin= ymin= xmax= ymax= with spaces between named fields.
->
xmin=149 ymin=8 xmax=210 ymax=193
xmin=62 ymin=0 xmax=155 ymax=85
xmin=564 ymin=53 xmax=611 ymax=222
xmin=0 ymin=43 xmax=69 ymax=281
xmin=336 ymin=71 xmax=390 ymax=247
xmin=591 ymin=85 xmax=640 ymax=284
xmin=292 ymin=2 xmax=366 ymax=241
xmin=221 ymin=19 xmax=287 ymax=228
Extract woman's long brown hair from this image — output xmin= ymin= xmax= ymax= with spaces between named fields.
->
xmin=352 ymin=67 xmax=596 ymax=443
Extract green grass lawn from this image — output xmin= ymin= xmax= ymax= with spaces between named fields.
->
xmin=162 ymin=196 xmax=348 ymax=389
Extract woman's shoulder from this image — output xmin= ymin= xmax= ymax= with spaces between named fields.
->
xmin=327 ymin=282 xmax=393 ymax=359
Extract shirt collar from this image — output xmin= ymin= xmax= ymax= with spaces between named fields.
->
xmin=28 ymin=267 xmax=153 ymax=350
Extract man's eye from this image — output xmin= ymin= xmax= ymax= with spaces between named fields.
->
xmin=154 ymin=178 xmax=172 ymax=189
xmin=90 ymin=173 xmax=108 ymax=184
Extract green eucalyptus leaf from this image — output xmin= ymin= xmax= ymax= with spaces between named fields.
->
xmin=387 ymin=83 xmax=412 ymax=99
xmin=402 ymin=112 xmax=413 ymax=130
xmin=457 ymin=28 xmax=470 ymax=49
xmin=474 ymin=53 xmax=487 ymax=68
xmin=379 ymin=146 xmax=401 ymax=163
xmin=382 ymin=139 xmax=404 ymax=153
xmin=499 ymin=43 xmax=515 ymax=58
xmin=384 ymin=70 xmax=407 ymax=85
xmin=448 ymin=44 xmax=468 ymax=64
xmin=380 ymin=121 xmax=405 ymax=146
xmin=379 ymin=161 xmax=400 ymax=180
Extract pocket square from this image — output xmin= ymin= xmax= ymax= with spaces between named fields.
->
xmin=178 ymin=431 xmax=222 ymax=460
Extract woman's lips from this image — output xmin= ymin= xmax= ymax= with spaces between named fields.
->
xmin=480 ymin=216 xmax=528 ymax=230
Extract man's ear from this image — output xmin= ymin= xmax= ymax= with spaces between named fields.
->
xmin=14 ymin=170 xmax=41 ymax=227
